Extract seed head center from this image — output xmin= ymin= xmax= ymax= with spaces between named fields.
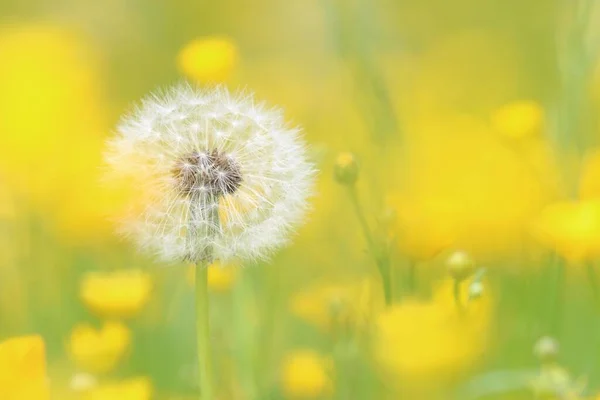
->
xmin=173 ymin=149 xmax=242 ymax=197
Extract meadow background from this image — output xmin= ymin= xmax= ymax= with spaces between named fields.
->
xmin=1 ymin=0 xmax=600 ymax=399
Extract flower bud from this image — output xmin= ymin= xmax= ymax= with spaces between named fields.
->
xmin=334 ymin=152 xmax=359 ymax=185
xmin=468 ymin=281 xmax=484 ymax=300
xmin=534 ymin=336 xmax=559 ymax=364
xmin=446 ymin=251 xmax=475 ymax=282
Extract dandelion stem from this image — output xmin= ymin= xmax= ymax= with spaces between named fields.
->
xmin=195 ymin=262 xmax=214 ymax=400
xmin=346 ymin=186 xmax=392 ymax=305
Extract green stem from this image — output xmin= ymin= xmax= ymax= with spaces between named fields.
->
xmin=453 ymin=279 xmax=463 ymax=312
xmin=196 ymin=262 xmax=213 ymax=400
xmin=346 ymin=185 xmax=392 ymax=305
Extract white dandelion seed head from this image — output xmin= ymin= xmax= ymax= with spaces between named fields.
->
xmin=105 ymin=83 xmax=316 ymax=263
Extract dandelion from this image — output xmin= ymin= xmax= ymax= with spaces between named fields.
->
xmin=80 ymin=269 xmax=152 ymax=319
xmin=281 ymin=350 xmax=334 ymax=398
xmin=0 ymin=335 xmax=49 ymax=400
xmin=105 ymin=83 xmax=314 ymax=263
xmin=105 ymin=83 xmax=315 ymax=399
xmin=68 ymin=321 xmax=131 ymax=374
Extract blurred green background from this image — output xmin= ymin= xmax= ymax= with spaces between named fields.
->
xmin=1 ymin=0 xmax=600 ymax=399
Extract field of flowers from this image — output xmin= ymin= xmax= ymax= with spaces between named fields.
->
xmin=1 ymin=0 xmax=600 ymax=399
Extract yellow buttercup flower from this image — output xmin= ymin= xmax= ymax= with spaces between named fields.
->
xmin=579 ymin=148 xmax=600 ymax=200
xmin=0 ymin=335 xmax=49 ymax=400
xmin=388 ymin=196 xmax=455 ymax=261
xmin=177 ymin=36 xmax=237 ymax=83
xmin=391 ymin=114 xmax=547 ymax=260
xmin=0 ymin=24 xmax=130 ymax=245
xmin=281 ymin=350 xmax=333 ymax=398
xmin=187 ymin=262 xmax=238 ymax=292
xmin=80 ymin=270 xmax=152 ymax=319
xmin=68 ymin=321 xmax=131 ymax=374
xmin=83 ymin=377 xmax=153 ymax=400
xmin=375 ymin=278 xmax=491 ymax=381
xmin=290 ymin=278 xmax=383 ymax=333
xmin=532 ymin=200 xmax=600 ymax=263
xmin=0 ymin=24 xmax=104 ymax=204
xmin=491 ymin=100 xmax=544 ymax=139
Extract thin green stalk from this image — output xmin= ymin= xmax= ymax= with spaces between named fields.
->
xmin=196 ymin=263 xmax=213 ymax=400
xmin=346 ymin=185 xmax=392 ymax=304
xmin=453 ymin=279 xmax=464 ymax=313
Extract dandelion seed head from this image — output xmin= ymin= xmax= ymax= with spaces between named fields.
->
xmin=105 ymin=83 xmax=315 ymax=263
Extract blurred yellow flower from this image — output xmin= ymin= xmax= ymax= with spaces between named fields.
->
xmin=388 ymin=196 xmax=455 ymax=261
xmin=532 ymin=200 xmax=600 ymax=263
xmin=290 ymin=278 xmax=383 ymax=333
xmin=0 ymin=24 xmax=128 ymax=244
xmin=393 ymin=114 xmax=547 ymax=260
xmin=177 ymin=36 xmax=237 ymax=83
xmin=0 ymin=24 xmax=103 ymax=202
xmin=187 ymin=262 xmax=238 ymax=292
xmin=80 ymin=270 xmax=152 ymax=319
xmin=491 ymin=100 xmax=544 ymax=139
xmin=375 ymin=278 xmax=491 ymax=380
xmin=281 ymin=350 xmax=333 ymax=398
xmin=68 ymin=321 xmax=131 ymax=374
xmin=579 ymin=148 xmax=600 ymax=200
xmin=0 ymin=180 xmax=15 ymax=220
xmin=83 ymin=377 xmax=153 ymax=400
xmin=0 ymin=335 xmax=49 ymax=400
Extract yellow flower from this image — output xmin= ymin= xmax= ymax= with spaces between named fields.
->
xmin=391 ymin=114 xmax=548 ymax=260
xmin=388 ymin=196 xmax=455 ymax=261
xmin=0 ymin=24 xmax=130 ymax=244
xmin=290 ymin=278 xmax=383 ymax=333
xmin=68 ymin=321 xmax=131 ymax=374
xmin=375 ymin=278 xmax=491 ymax=381
xmin=187 ymin=262 xmax=238 ymax=292
xmin=491 ymin=100 xmax=544 ymax=139
xmin=83 ymin=377 xmax=153 ymax=400
xmin=532 ymin=200 xmax=600 ymax=263
xmin=80 ymin=270 xmax=152 ymax=319
xmin=0 ymin=335 xmax=50 ymax=400
xmin=177 ymin=36 xmax=237 ymax=83
xmin=0 ymin=24 xmax=103 ymax=202
xmin=579 ymin=148 xmax=600 ymax=200
xmin=281 ymin=350 xmax=333 ymax=398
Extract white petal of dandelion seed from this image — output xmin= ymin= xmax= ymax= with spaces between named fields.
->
xmin=105 ymin=83 xmax=316 ymax=263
